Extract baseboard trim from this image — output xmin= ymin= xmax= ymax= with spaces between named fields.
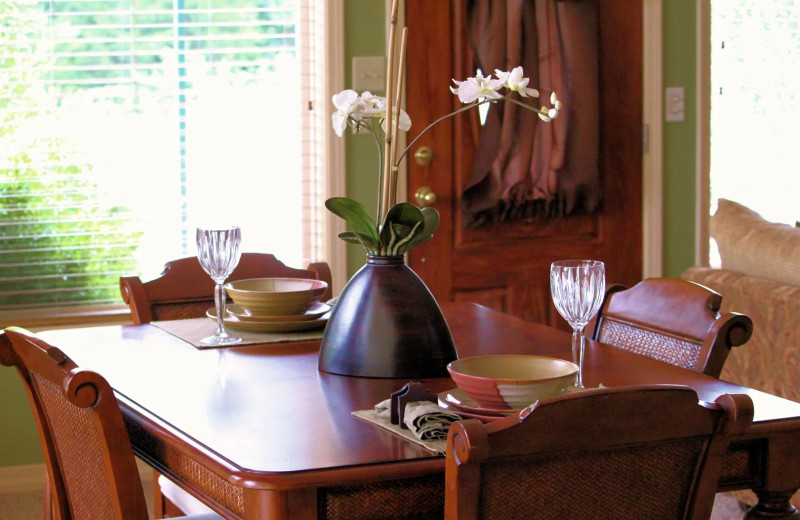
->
xmin=0 ymin=459 xmax=154 ymax=494
xmin=0 ymin=464 xmax=45 ymax=493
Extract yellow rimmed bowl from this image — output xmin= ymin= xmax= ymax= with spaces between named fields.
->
xmin=225 ymin=277 xmax=328 ymax=317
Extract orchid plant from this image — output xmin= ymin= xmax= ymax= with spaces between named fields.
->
xmin=326 ymin=4 xmax=561 ymax=258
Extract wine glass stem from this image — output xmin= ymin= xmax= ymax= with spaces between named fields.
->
xmin=572 ymin=328 xmax=585 ymax=388
xmin=215 ymin=282 xmax=227 ymax=337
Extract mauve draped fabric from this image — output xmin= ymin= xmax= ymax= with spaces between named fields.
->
xmin=461 ymin=0 xmax=600 ymax=228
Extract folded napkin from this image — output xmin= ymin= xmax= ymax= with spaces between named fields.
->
xmin=375 ymin=399 xmax=463 ymax=441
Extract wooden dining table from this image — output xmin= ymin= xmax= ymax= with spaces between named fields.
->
xmin=39 ymin=302 xmax=800 ymax=520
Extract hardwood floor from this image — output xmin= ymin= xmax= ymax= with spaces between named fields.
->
xmin=0 ymin=484 xmax=155 ymax=519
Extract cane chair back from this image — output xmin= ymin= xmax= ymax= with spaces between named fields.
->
xmin=445 ymin=385 xmax=753 ymax=520
xmin=0 ymin=328 xmax=221 ymax=520
xmin=589 ymin=277 xmax=753 ymax=377
xmin=120 ymin=253 xmax=333 ymax=324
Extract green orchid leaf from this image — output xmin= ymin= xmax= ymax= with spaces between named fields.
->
xmin=407 ymin=206 xmax=440 ymax=248
xmin=380 ymin=202 xmax=424 ymax=248
xmin=337 ymin=231 xmax=366 ymax=245
xmin=420 ymin=206 xmax=440 ymax=236
xmin=385 ymin=202 xmax=425 ymax=224
xmin=412 ymin=233 xmax=435 ymax=247
xmin=326 ymin=197 xmax=380 ymax=249
xmin=390 ymin=222 xmax=414 ymax=239
xmin=337 ymin=231 xmax=381 ymax=255
xmin=391 ymin=221 xmax=423 ymax=255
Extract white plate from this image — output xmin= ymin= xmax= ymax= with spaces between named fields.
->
xmin=206 ymin=308 xmax=328 ymax=333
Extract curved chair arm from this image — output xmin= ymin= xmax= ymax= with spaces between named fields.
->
xmin=699 ymin=312 xmax=754 ymax=378
xmin=120 ymin=276 xmax=153 ymax=324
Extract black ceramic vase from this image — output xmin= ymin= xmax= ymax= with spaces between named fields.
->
xmin=318 ymin=255 xmax=457 ymax=378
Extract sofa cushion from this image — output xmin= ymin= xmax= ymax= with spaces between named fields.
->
xmin=710 ymin=198 xmax=800 ymax=286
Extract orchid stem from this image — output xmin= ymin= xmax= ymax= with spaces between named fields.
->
xmin=395 ymin=94 xmax=551 ymax=167
xmin=504 ymin=96 xmax=551 ymax=117
xmin=395 ymin=96 xmax=500 ymax=166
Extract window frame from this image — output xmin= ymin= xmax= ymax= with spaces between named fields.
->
xmin=2 ymin=1 xmax=346 ymax=330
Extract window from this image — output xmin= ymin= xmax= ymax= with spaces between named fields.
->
xmin=708 ymin=1 xmax=800 ymax=263
xmin=0 ymin=0 xmax=331 ymax=314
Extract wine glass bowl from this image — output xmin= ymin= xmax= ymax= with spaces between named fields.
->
xmin=550 ymin=260 xmax=605 ymax=387
xmin=197 ymin=226 xmax=243 ymax=346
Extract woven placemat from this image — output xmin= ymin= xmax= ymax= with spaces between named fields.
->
xmin=152 ymin=317 xmax=325 ymax=349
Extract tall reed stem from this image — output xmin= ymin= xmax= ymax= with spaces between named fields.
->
xmin=389 ymin=27 xmax=408 ymax=210
xmin=381 ymin=0 xmax=400 ymax=226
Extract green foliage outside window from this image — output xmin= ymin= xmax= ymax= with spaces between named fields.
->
xmin=1 ymin=0 xmax=298 ymax=311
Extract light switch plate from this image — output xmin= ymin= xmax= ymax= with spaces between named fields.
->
xmin=665 ymin=86 xmax=685 ymax=122
xmin=352 ymin=56 xmax=386 ymax=92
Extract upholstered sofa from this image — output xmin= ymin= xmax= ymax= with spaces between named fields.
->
xmin=682 ymin=198 xmax=800 ymax=507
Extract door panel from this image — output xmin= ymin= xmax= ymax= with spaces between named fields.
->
xmin=405 ymin=0 xmax=643 ymax=330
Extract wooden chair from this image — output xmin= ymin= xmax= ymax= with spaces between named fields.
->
xmin=120 ymin=253 xmax=333 ymax=324
xmin=445 ymin=385 xmax=753 ymax=520
xmin=0 ymin=328 xmax=221 ymax=520
xmin=589 ymin=277 xmax=753 ymax=377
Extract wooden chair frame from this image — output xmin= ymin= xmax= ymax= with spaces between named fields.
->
xmin=0 ymin=328 xmax=221 ymax=520
xmin=589 ymin=277 xmax=753 ymax=377
xmin=1 ymin=328 xmax=151 ymax=519
xmin=445 ymin=384 xmax=753 ymax=520
xmin=120 ymin=253 xmax=333 ymax=324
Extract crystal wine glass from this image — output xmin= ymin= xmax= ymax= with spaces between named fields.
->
xmin=550 ymin=260 xmax=606 ymax=388
xmin=196 ymin=226 xmax=243 ymax=346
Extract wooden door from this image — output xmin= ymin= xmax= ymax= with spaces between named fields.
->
xmin=404 ymin=0 xmax=643 ymax=329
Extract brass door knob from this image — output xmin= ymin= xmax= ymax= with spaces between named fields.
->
xmin=414 ymin=146 xmax=434 ymax=167
xmin=414 ymin=186 xmax=437 ymax=207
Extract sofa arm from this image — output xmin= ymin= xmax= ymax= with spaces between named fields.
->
xmin=682 ymin=267 xmax=800 ymax=402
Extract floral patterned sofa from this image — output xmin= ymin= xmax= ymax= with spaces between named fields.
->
xmin=682 ymin=198 xmax=800 ymax=508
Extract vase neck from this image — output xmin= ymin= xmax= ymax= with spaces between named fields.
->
xmin=366 ymin=255 xmax=405 ymax=266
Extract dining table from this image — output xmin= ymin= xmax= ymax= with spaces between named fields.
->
xmin=39 ymin=301 xmax=800 ymax=520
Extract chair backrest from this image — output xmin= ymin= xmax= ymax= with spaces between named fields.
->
xmin=589 ymin=277 xmax=753 ymax=377
xmin=0 ymin=328 xmax=150 ymax=520
xmin=444 ymin=385 xmax=753 ymax=520
xmin=120 ymin=253 xmax=333 ymax=324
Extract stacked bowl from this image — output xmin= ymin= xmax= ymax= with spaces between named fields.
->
xmin=213 ymin=278 xmax=330 ymax=332
xmin=445 ymin=355 xmax=578 ymax=415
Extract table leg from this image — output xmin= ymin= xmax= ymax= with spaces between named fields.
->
xmin=746 ymin=491 xmax=799 ymax=519
xmin=745 ymin=435 xmax=800 ymax=520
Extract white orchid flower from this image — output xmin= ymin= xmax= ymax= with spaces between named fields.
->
xmin=331 ymin=89 xmax=361 ymax=137
xmin=538 ymin=91 xmax=562 ymax=122
xmin=550 ymin=91 xmax=563 ymax=111
xmin=498 ymin=66 xmax=539 ymax=98
xmin=381 ymin=107 xmax=412 ymax=133
xmin=449 ymin=71 xmax=506 ymax=104
xmin=357 ymin=91 xmax=386 ymax=116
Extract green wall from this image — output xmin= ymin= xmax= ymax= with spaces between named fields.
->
xmin=0 ymin=362 xmax=41 ymax=466
xmin=0 ymin=1 xmax=699 ymax=469
xmin=662 ymin=0 xmax=698 ymax=277
xmin=343 ymin=0 xmax=384 ymax=277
